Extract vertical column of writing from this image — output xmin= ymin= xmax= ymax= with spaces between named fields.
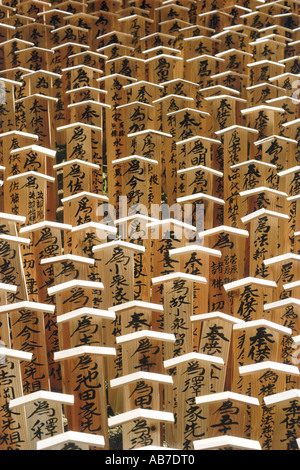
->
xmin=224 ymin=278 xmax=277 ymax=393
xmin=198 ymin=227 xmax=249 ymax=315
xmin=121 ymin=80 xmax=163 ymax=302
xmin=149 ymin=219 xmax=196 ymax=312
xmin=194 ymin=393 xmax=260 ymax=443
xmin=46 ymin=256 xmax=111 ymax=448
xmin=169 ymin=246 xmax=222 ymax=350
xmin=193 ymin=312 xmax=244 ymax=393
xmin=54 ymin=347 xmax=114 ymax=449
xmin=7 ymin=147 xmax=56 ymax=304
xmin=0 ymin=284 xmax=17 ymax=347
xmin=6 ymin=302 xmax=54 ymax=394
xmin=49 ymin=277 xmax=112 ymax=448
xmin=176 ymin=136 xmax=222 ymax=236
xmin=19 ymin=223 xmax=72 ymax=392
xmin=164 ymin=354 xmax=224 ymax=450
xmin=155 ymin=93 xmax=196 ymax=208
xmin=93 ymin=241 xmax=142 ymax=414
xmin=0 ymin=215 xmax=28 ymax=304
xmin=113 ymin=157 xmax=155 ymax=302
xmin=0 ymin=349 xmax=32 ymax=450
xmin=239 ymin=363 xmax=300 ymax=450
xmin=109 ymin=301 xmax=174 ymax=449
xmin=146 ymin=49 xmax=183 ymax=207
xmin=99 ymin=73 xmax=135 ymax=220
xmin=152 ymin=273 xmax=207 ymax=448
xmin=8 ymin=390 xmax=73 ymax=450
xmin=264 ymin=392 xmax=300 ymax=450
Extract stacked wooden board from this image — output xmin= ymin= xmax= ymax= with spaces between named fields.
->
xmin=0 ymin=0 xmax=299 ymax=451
